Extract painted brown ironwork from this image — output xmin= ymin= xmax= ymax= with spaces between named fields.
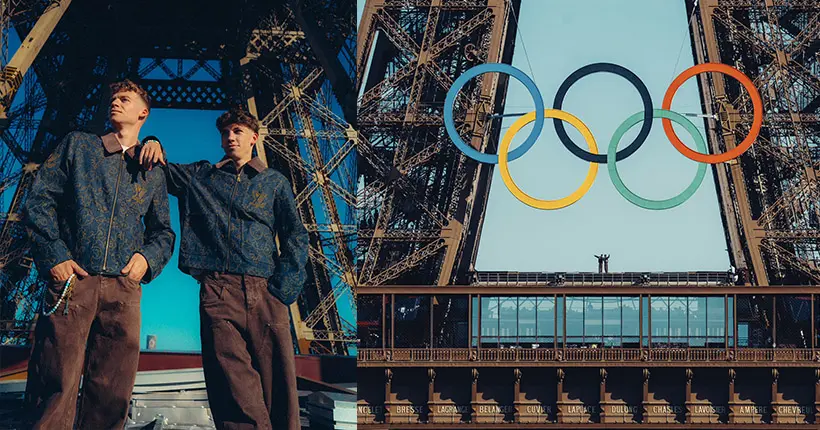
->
xmin=687 ymin=0 xmax=820 ymax=286
xmin=357 ymin=0 xmax=519 ymax=288
xmin=358 ymin=348 xmax=819 ymax=367
xmin=356 ymin=0 xmax=820 ymax=426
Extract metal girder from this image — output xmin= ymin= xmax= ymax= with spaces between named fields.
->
xmin=358 ymin=0 xmax=515 ymax=289
xmin=383 ymin=0 xmax=488 ymax=7
xmin=367 ymin=239 xmax=447 ymax=286
xmin=0 ymin=0 xmax=70 ymax=117
xmin=760 ymin=239 xmax=820 ymax=283
xmin=357 ymin=284 xmax=820 ymax=294
xmin=717 ymin=0 xmax=820 ymax=9
xmin=285 ymin=0 xmax=355 ymax=125
xmin=140 ymin=79 xmax=229 ymax=110
xmin=690 ymin=0 xmax=820 ymax=286
xmin=757 ymin=177 xmax=818 ymax=227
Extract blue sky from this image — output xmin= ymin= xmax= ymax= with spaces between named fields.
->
xmin=138 ymin=110 xmax=222 ymax=352
xmin=474 ymin=0 xmax=729 ymax=272
xmin=357 ymin=0 xmax=730 ymax=273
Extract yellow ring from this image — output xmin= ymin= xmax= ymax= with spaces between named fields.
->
xmin=499 ymin=109 xmax=599 ymax=210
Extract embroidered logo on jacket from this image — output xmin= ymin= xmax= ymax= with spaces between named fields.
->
xmin=249 ymin=190 xmax=268 ymax=209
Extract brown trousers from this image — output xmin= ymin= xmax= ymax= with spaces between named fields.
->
xmin=24 ymin=275 xmax=142 ymax=429
xmin=199 ymin=272 xmax=299 ymax=430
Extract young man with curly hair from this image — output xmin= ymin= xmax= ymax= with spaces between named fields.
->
xmin=140 ymin=107 xmax=309 ymax=430
xmin=23 ymin=80 xmax=175 ymax=429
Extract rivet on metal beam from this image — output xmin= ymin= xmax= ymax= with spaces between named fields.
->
xmin=345 ymin=126 xmax=358 ymax=142
xmin=342 ymin=271 xmax=356 ymax=285
xmin=313 ymin=171 xmax=326 ymax=185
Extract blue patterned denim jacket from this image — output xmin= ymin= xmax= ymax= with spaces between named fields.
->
xmin=24 ymin=131 xmax=175 ymax=283
xmin=157 ymin=149 xmax=309 ymax=305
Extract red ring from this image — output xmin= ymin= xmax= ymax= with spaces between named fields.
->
xmin=662 ymin=63 xmax=762 ymax=164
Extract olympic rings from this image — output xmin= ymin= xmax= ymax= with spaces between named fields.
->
xmin=444 ymin=63 xmax=545 ymax=164
xmin=499 ymin=109 xmax=599 ymax=210
xmin=553 ymin=63 xmax=653 ymax=163
xmin=443 ymin=61 xmax=762 ymax=210
xmin=609 ymin=109 xmax=708 ymax=210
xmin=662 ymin=63 xmax=763 ymax=164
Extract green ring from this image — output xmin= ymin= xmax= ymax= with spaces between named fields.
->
xmin=607 ymin=109 xmax=708 ymax=210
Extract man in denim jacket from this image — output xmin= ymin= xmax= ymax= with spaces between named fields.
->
xmin=23 ymin=80 xmax=175 ymax=429
xmin=140 ymin=107 xmax=309 ymax=430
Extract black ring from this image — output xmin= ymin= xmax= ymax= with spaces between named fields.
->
xmin=552 ymin=63 xmax=653 ymax=164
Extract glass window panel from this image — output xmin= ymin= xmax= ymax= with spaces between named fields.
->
xmin=604 ymin=336 xmax=620 ymax=347
xmin=707 ymin=337 xmax=724 ymax=347
xmin=566 ymin=297 xmax=584 ymax=337
xmin=434 ymin=296 xmax=469 ymax=348
xmin=736 ymin=295 xmax=773 ymax=348
xmin=567 ymin=337 xmax=584 ymax=347
xmin=394 ymin=296 xmax=430 ymax=347
xmin=603 ymin=297 xmax=621 ymax=336
xmin=519 ymin=297 xmax=537 ymax=339
xmin=584 ymin=297 xmax=603 ymax=340
xmin=481 ymin=338 xmax=498 ymax=348
xmin=816 ymin=296 xmax=820 ymax=348
xmin=472 ymin=296 xmax=479 ymax=347
xmin=669 ymin=297 xmax=688 ymax=339
xmin=537 ymin=297 xmax=555 ymax=340
xmin=481 ymin=297 xmax=499 ymax=338
xmin=776 ymin=296 xmax=811 ymax=348
xmin=688 ymin=337 xmax=705 ymax=347
xmin=707 ymin=297 xmax=725 ymax=338
xmin=642 ymin=296 xmax=649 ymax=346
xmin=358 ymin=295 xmax=384 ymax=348
xmin=499 ymin=297 xmax=518 ymax=339
xmin=651 ymin=297 xmax=669 ymax=341
xmin=728 ymin=296 xmax=734 ymax=340
xmin=687 ymin=297 xmax=706 ymax=340
xmin=557 ymin=297 xmax=565 ymax=343
xmin=738 ymin=322 xmax=749 ymax=347
xmin=669 ymin=337 xmax=688 ymax=347
xmin=499 ymin=336 xmax=517 ymax=346
xmin=622 ymin=297 xmax=640 ymax=336
xmin=385 ymin=297 xmax=392 ymax=348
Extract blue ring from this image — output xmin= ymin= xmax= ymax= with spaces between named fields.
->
xmin=444 ymin=63 xmax=545 ymax=164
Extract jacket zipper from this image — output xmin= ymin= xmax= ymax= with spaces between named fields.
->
xmin=102 ymin=152 xmax=125 ymax=272
xmin=224 ymin=171 xmax=241 ymax=272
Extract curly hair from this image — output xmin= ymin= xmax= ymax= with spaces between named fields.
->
xmin=216 ymin=106 xmax=260 ymax=134
xmin=109 ymin=79 xmax=152 ymax=111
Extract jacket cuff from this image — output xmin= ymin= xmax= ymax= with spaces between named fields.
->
xmin=136 ymin=246 xmax=162 ymax=283
xmin=267 ymin=275 xmax=304 ymax=305
xmin=35 ymin=240 xmax=72 ymax=274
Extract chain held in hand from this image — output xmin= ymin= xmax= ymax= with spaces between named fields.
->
xmin=42 ymin=273 xmax=76 ymax=316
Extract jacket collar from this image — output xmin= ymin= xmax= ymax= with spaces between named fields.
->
xmin=215 ymin=156 xmax=266 ymax=173
xmin=101 ymin=132 xmax=138 ymax=159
